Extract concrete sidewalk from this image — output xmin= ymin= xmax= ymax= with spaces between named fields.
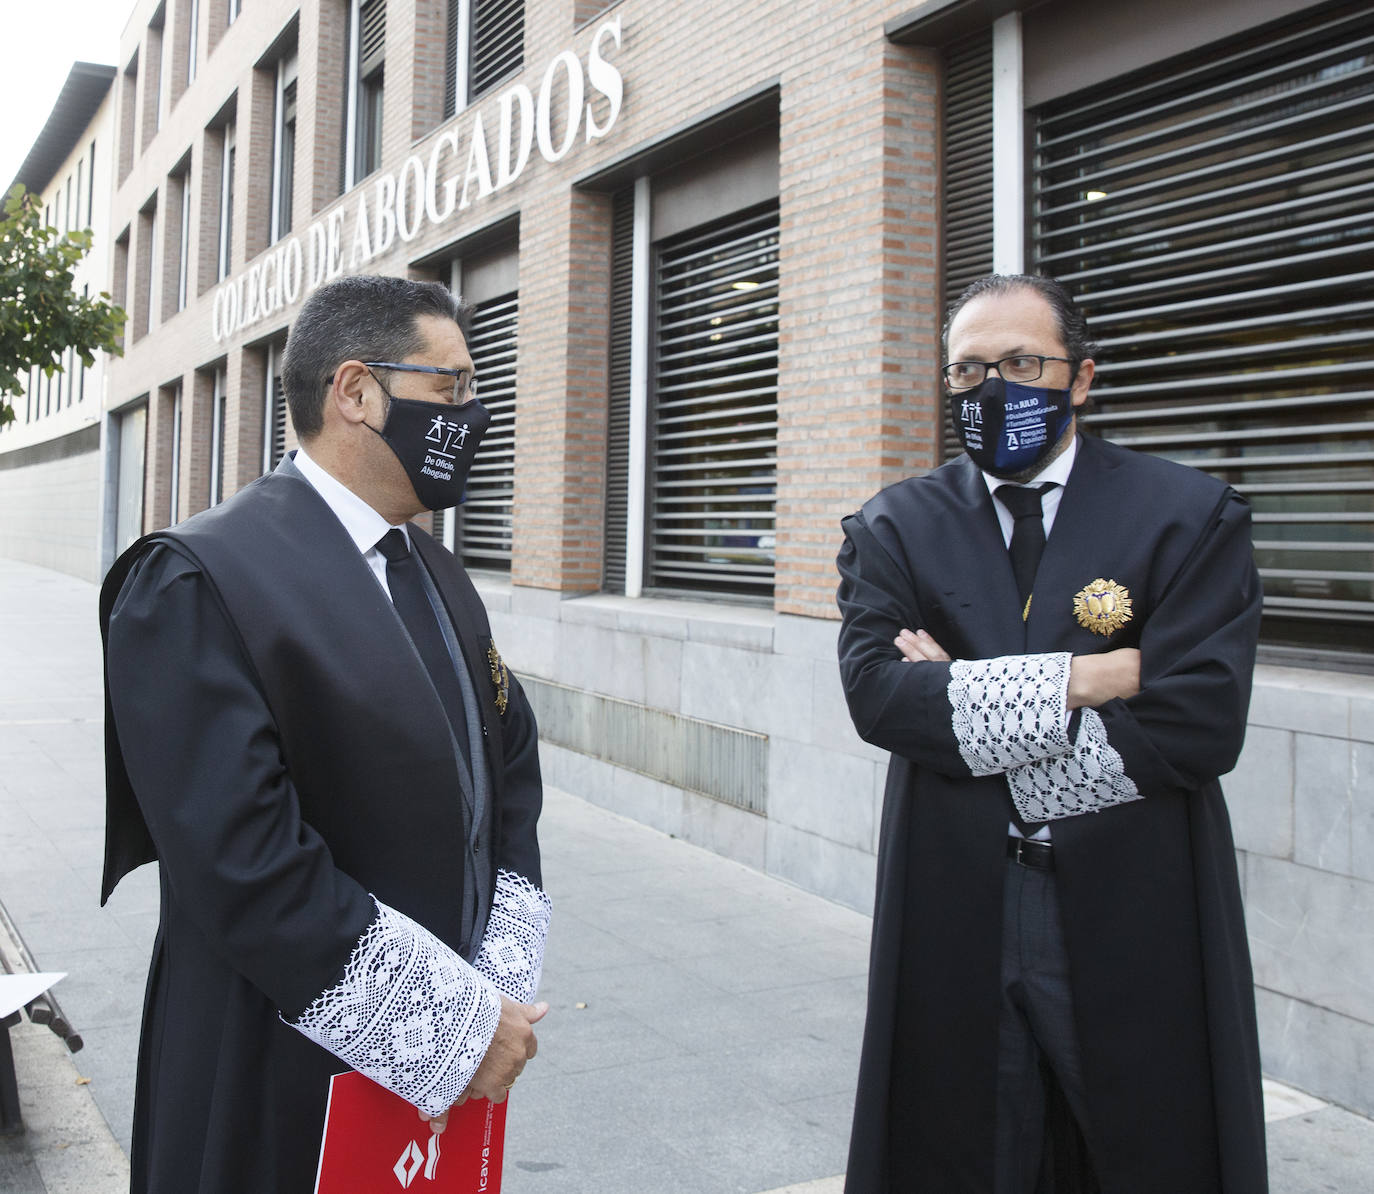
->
xmin=1 ymin=555 xmax=1372 ymax=1193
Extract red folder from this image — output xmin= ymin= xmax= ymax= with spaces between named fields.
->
xmin=314 ymin=1071 xmax=506 ymax=1193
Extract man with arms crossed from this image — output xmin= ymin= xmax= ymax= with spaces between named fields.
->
xmin=837 ymin=274 xmax=1267 ymax=1192
xmin=102 ymin=275 xmax=550 ymax=1192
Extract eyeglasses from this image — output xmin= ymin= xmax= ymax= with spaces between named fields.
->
xmin=364 ymin=361 xmax=478 ymax=404
xmin=941 ymin=355 xmax=1076 ymax=390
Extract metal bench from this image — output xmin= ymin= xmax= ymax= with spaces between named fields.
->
xmin=0 ymin=900 xmax=82 ymax=1134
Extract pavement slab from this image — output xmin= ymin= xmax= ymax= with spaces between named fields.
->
xmin=0 ymin=556 xmax=1371 ymax=1192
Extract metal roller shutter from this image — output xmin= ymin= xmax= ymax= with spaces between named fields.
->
xmin=359 ymin=0 xmax=386 ymax=77
xmin=1031 ymin=0 xmax=1374 ymax=658
xmin=458 ymin=291 xmax=517 ymax=569
xmin=648 ymin=201 xmax=779 ymax=599
xmin=942 ymin=31 xmax=995 ymax=462
xmin=470 ymin=0 xmax=523 ymax=101
xmin=268 ymin=372 xmax=287 ymax=472
xmin=603 ymin=188 xmax=635 ymax=592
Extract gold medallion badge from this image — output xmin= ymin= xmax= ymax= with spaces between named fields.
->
xmin=487 ymin=642 xmax=510 ymax=714
xmin=1073 ymin=578 xmax=1133 ymax=637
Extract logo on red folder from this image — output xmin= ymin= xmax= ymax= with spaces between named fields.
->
xmin=315 ymin=1071 xmax=507 ymax=1194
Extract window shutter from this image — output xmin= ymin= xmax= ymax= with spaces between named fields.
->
xmin=443 ymin=0 xmax=460 ymax=118
xmin=941 ymin=30 xmax=994 ymax=462
xmin=269 ymin=373 xmax=287 ymax=472
xmin=458 ymin=292 xmax=518 ymax=569
xmin=359 ymin=0 xmax=386 ymax=76
xmin=470 ymin=0 xmax=523 ymax=100
xmin=1031 ymin=0 xmax=1374 ymax=656
xmin=648 ymin=201 xmax=779 ymax=598
xmin=603 ymin=188 xmax=636 ymax=592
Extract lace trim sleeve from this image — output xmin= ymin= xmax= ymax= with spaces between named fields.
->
xmin=473 ymin=870 xmax=553 ymax=1004
xmin=287 ymin=898 xmax=502 ymax=1116
xmin=1006 ymin=707 xmax=1141 ymax=822
xmin=948 ymin=653 xmax=1073 ymax=776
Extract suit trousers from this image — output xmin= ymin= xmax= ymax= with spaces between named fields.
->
xmin=995 ymin=857 xmax=1096 ymax=1193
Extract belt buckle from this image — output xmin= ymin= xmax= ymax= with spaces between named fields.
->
xmin=1012 ymin=838 xmax=1030 ymax=866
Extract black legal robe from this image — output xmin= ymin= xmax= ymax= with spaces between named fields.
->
xmin=100 ymin=454 xmax=543 ymax=1194
xmin=836 ymin=433 xmax=1268 ymax=1193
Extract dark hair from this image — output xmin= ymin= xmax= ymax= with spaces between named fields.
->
xmin=281 ymin=275 xmax=476 ymax=439
xmin=941 ymin=273 xmax=1098 ymax=364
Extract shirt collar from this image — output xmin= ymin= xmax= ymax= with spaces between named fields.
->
xmin=293 ymin=446 xmax=405 ymax=556
xmin=980 ymin=431 xmax=1079 ymax=497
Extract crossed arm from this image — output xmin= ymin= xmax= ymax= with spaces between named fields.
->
xmin=894 ymin=627 xmax=1142 ymax=708
xmin=837 ymin=494 xmax=1262 ymax=819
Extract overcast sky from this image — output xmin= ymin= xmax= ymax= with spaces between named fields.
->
xmin=2 ymin=0 xmax=133 ymax=196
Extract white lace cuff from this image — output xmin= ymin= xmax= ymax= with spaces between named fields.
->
xmin=1006 ymin=708 xmax=1141 ymax=822
xmin=948 ymin=653 xmax=1073 ymax=776
xmin=287 ymin=898 xmax=502 ymax=1116
xmin=474 ymin=870 xmax=552 ymax=1003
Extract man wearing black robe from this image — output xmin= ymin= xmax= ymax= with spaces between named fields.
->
xmin=101 ymin=276 xmax=550 ymax=1193
xmin=836 ymin=274 xmax=1267 ymax=1192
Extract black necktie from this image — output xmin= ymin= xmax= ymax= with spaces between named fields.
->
xmin=996 ymin=483 xmax=1056 ymax=620
xmin=376 ymin=529 xmax=470 ymax=759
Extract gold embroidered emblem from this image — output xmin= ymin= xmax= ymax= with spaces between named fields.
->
xmin=487 ymin=643 xmax=510 ymax=715
xmin=1073 ymin=579 xmax=1133 ymax=637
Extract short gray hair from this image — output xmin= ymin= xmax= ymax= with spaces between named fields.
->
xmin=281 ymin=275 xmax=475 ymax=439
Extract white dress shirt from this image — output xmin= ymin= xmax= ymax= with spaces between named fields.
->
xmin=292 ymin=446 xmax=406 ymax=599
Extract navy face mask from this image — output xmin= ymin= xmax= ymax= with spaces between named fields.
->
xmin=367 ymin=395 xmax=491 ymax=511
xmin=951 ymin=376 xmax=1074 ymax=480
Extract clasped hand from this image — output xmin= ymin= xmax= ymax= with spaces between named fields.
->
xmin=418 ymin=995 xmax=548 ymax=1133
xmin=893 ymin=628 xmax=1140 ymax=708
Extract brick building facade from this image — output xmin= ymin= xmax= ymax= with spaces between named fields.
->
xmin=89 ymin=0 xmax=1374 ymax=1113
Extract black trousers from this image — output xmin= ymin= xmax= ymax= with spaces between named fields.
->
xmin=995 ymin=857 xmax=1097 ymax=1194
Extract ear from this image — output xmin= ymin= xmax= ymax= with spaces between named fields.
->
xmin=329 ymin=360 xmax=376 ymax=426
xmin=1070 ymin=358 xmax=1095 ymax=408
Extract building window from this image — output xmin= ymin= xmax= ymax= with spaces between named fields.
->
xmin=135 ymin=197 xmax=160 ymax=341
xmin=120 ymin=54 xmax=138 ymax=184
xmin=116 ymin=402 xmax=149 ymax=554
xmin=227 ymin=0 xmax=240 ymax=24
xmin=345 ymin=0 xmax=386 ymax=187
xmin=648 ymin=204 xmax=780 ymax=598
xmin=113 ymin=227 xmax=131 ymax=348
xmin=445 ymin=0 xmax=523 ymax=116
xmin=186 ymin=0 xmax=200 ymax=84
xmin=79 ymin=286 xmax=89 ymax=403
xmin=87 ymin=141 xmax=97 ymax=228
xmin=149 ymin=5 xmax=168 ymax=138
xmin=176 ymin=166 xmax=192 ymax=311
xmin=271 ymin=54 xmax=297 ymax=242
xmin=1031 ymin=1 xmax=1374 ymax=659
xmin=443 ymin=252 xmax=518 ymax=569
xmin=217 ymin=123 xmax=235 ymax=280
xmin=147 ymin=202 xmax=160 ymax=333
xmin=940 ymin=31 xmax=994 ymax=461
xmin=209 ymin=365 xmax=227 ymax=505
xmin=263 ymin=339 xmax=288 ymax=474
xmin=168 ymin=382 xmax=183 ymax=525
xmin=602 ymin=127 xmax=781 ymax=600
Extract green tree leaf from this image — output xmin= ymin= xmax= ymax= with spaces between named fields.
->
xmin=0 ymin=183 xmax=126 ymax=427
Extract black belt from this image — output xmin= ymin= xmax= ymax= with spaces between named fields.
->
xmin=1006 ymin=836 xmax=1054 ymax=871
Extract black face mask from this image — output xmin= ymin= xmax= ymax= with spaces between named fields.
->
xmin=367 ymin=395 xmax=491 ymax=511
xmin=950 ymin=376 xmax=1074 ymax=480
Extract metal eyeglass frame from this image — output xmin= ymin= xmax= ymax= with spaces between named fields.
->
xmin=941 ymin=354 xmax=1077 ymax=390
xmin=363 ymin=361 xmax=479 ymax=403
